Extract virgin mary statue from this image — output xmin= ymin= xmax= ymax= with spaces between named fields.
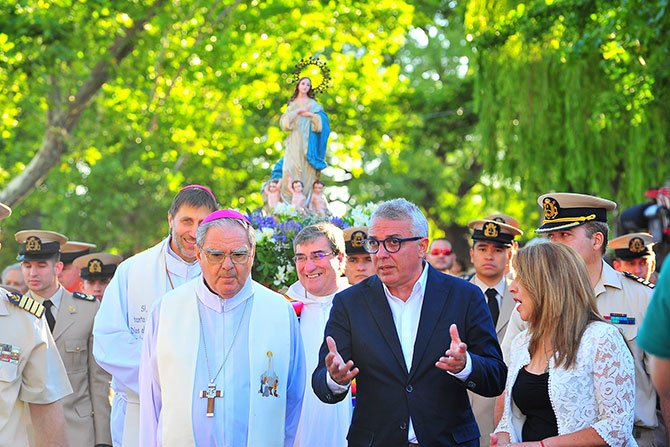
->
xmin=269 ymin=76 xmax=330 ymax=205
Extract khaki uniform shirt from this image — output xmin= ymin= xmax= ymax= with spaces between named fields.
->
xmin=0 ymin=288 xmax=72 ymax=447
xmin=501 ymin=261 xmax=656 ymax=430
xmin=29 ymin=287 xmax=112 ymax=446
xmin=469 ymin=276 xmax=515 ymax=446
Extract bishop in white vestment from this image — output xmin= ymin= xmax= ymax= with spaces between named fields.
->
xmin=287 ymin=223 xmax=353 ymax=447
xmin=138 ymin=209 xmax=305 ymax=447
xmin=93 ymin=185 xmax=217 ymax=446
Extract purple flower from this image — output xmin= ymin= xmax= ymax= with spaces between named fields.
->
xmin=328 ymin=216 xmax=350 ymax=230
xmin=246 ymin=209 xmax=277 ymax=230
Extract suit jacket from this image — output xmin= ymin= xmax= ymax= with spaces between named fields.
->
xmin=32 ymin=287 xmax=112 ymax=446
xmin=312 ymin=266 xmax=506 ymax=447
xmin=467 ymin=276 xmax=515 ymax=447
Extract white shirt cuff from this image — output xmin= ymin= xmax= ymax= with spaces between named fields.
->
xmin=326 ymin=372 xmax=350 ymax=394
xmin=447 ymin=352 xmax=472 ymax=380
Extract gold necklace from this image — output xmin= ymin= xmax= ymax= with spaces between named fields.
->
xmin=543 ymin=340 xmax=552 ymax=373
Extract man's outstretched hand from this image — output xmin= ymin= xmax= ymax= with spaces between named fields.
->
xmin=435 ymin=324 xmax=468 ymax=374
xmin=325 ymin=336 xmax=359 ymax=386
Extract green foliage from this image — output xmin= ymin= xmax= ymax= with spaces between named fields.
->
xmin=466 ymin=0 xmax=670 ymax=208
xmin=344 ymin=0 xmax=534 ymax=255
xmin=0 ymin=0 xmax=416 ymax=266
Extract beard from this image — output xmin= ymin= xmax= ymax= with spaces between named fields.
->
xmin=170 ymin=226 xmax=196 ymax=261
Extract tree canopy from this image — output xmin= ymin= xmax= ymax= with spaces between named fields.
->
xmin=466 ymin=0 xmax=670 ymax=208
xmin=1 ymin=0 xmax=667 ymax=268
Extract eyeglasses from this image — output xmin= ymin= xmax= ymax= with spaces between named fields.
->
xmin=364 ymin=237 xmax=423 ymax=254
xmin=293 ymin=251 xmax=336 ymax=263
xmin=202 ymin=248 xmax=251 ymax=265
xmin=430 ymin=248 xmax=452 ymax=256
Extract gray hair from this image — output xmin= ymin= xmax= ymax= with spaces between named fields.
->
xmin=196 ymin=218 xmax=256 ymax=249
xmin=1 ymin=263 xmax=21 ymax=282
xmin=370 ymin=198 xmax=429 ymax=238
xmin=293 ymin=222 xmax=346 ymax=255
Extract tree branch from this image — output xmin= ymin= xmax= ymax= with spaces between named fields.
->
xmin=0 ymin=0 xmax=168 ymax=208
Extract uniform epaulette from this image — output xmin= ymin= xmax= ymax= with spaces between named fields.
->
xmin=622 ymin=271 xmax=655 ymax=289
xmin=461 ymin=273 xmax=475 ymax=281
xmin=7 ymin=292 xmax=45 ymax=318
xmin=72 ymin=291 xmax=97 ymax=301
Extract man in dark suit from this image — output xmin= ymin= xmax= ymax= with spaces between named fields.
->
xmin=312 ymin=198 xmax=507 ymax=447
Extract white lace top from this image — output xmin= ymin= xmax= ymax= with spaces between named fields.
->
xmin=496 ymin=321 xmax=637 ymax=447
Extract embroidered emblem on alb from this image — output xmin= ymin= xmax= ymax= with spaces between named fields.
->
xmin=259 ymin=351 xmax=279 ymax=398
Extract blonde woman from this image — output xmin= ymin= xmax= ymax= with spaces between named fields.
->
xmin=492 ymin=242 xmax=636 ymax=447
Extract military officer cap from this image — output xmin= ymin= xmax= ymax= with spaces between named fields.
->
xmin=484 ymin=213 xmax=520 ymax=230
xmin=73 ymin=252 xmax=123 ymax=281
xmin=535 ymin=193 xmax=617 ymax=234
xmin=468 ymin=219 xmax=523 ymax=247
xmin=608 ymin=232 xmax=655 ymax=261
xmin=0 ymin=202 xmax=10 ymax=251
xmin=343 ymin=226 xmax=368 ymax=255
xmin=15 ymin=230 xmax=68 ymax=261
xmin=60 ymin=241 xmax=97 ymax=265
xmin=0 ymin=202 xmax=10 ymax=220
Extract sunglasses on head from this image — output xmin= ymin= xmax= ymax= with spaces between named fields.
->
xmin=430 ymin=248 xmax=452 ymax=255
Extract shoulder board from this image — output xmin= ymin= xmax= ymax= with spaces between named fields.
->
xmin=73 ymin=291 xmax=97 ymax=301
xmin=7 ymin=292 xmax=45 ymax=319
xmin=461 ymin=273 xmax=475 ymax=281
xmin=622 ymin=271 xmax=655 ymax=289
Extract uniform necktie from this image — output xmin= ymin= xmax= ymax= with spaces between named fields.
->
xmin=485 ymin=288 xmax=499 ymax=326
xmin=43 ymin=299 xmax=56 ymax=332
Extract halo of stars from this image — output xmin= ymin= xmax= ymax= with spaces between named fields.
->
xmin=291 ymin=57 xmax=331 ymax=94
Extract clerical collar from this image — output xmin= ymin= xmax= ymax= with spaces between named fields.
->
xmin=473 ymin=275 xmax=506 ymax=297
xmin=197 ymin=275 xmax=253 ymax=313
xmin=287 ymin=277 xmax=349 ymax=304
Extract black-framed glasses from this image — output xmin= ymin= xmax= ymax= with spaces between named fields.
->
xmin=364 ymin=237 xmax=423 ymax=254
xmin=202 ymin=248 xmax=251 ymax=265
xmin=293 ymin=251 xmax=335 ymax=263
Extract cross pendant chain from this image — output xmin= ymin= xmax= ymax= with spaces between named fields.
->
xmin=199 ymin=382 xmax=223 ymax=417
xmin=196 ymin=297 xmax=249 ymax=418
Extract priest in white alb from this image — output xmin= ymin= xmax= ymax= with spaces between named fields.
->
xmin=285 ymin=222 xmax=352 ymax=447
xmin=139 ymin=209 xmax=305 ymax=447
xmin=93 ymin=185 xmax=217 ymax=447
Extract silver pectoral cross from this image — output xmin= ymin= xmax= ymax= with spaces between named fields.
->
xmin=199 ymin=382 xmax=222 ymax=417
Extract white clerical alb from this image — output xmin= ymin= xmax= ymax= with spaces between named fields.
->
xmin=93 ymin=237 xmax=202 ymax=447
xmin=286 ymin=278 xmax=352 ymax=447
xmin=139 ymin=275 xmax=305 ymax=447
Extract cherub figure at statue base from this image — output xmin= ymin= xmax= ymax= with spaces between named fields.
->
xmin=263 ymin=179 xmax=281 ymax=213
xmin=290 ymin=179 xmax=307 ymax=212
xmin=308 ymin=180 xmax=331 ymax=218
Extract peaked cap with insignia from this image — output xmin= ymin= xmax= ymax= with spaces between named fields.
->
xmin=468 ymin=219 xmax=523 ymax=247
xmin=15 ymin=230 xmax=68 ymax=261
xmin=0 ymin=202 xmax=10 ymax=220
xmin=483 ymin=213 xmax=520 ymax=230
xmin=73 ymin=252 xmax=123 ymax=281
xmin=608 ymin=232 xmax=655 ymax=260
xmin=0 ymin=202 xmax=10 ymax=252
xmin=535 ymin=193 xmax=616 ymax=234
xmin=60 ymin=241 xmax=97 ymax=264
xmin=343 ymin=226 xmax=369 ymax=255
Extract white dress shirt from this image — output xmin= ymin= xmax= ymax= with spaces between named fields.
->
xmin=328 ymin=264 xmax=472 ymax=443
